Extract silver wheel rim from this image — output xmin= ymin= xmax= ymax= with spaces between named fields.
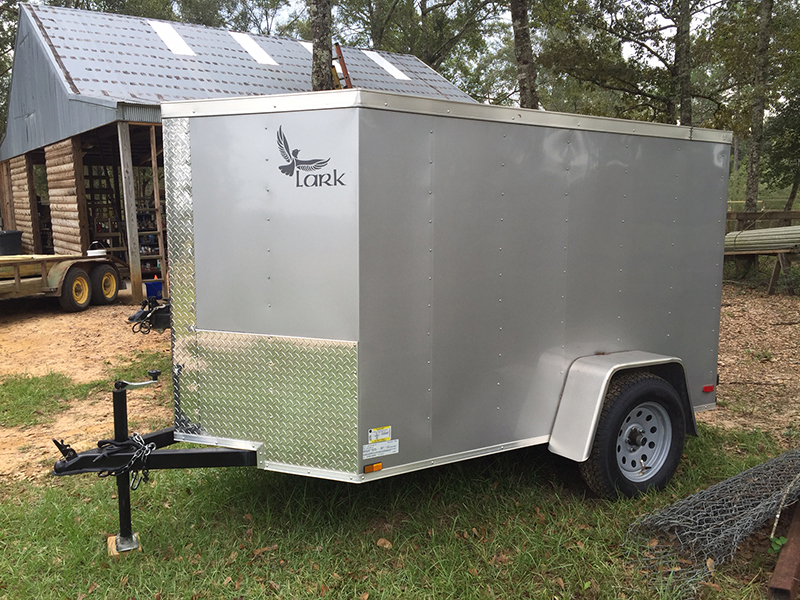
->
xmin=616 ymin=401 xmax=672 ymax=483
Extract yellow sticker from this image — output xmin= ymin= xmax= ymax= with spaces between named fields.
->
xmin=368 ymin=426 xmax=391 ymax=444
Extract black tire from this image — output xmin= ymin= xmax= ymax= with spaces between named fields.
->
xmin=59 ymin=267 xmax=93 ymax=312
xmin=579 ymin=372 xmax=686 ymax=498
xmin=90 ymin=264 xmax=119 ymax=305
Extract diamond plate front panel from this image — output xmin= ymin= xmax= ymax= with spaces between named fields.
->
xmin=163 ymin=117 xmax=201 ymax=433
xmin=195 ymin=331 xmax=358 ymax=473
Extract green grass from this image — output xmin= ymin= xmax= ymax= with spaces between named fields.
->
xmin=0 ymin=373 xmax=101 ymax=428
xmin=0 ymin=424 xmax=783 ymax=600
xmin=0 ymin=350 xmax=172 ymax=428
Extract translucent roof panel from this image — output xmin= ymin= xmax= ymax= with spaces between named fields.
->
xmin=28 ymin=4 xmax=475 ymax=104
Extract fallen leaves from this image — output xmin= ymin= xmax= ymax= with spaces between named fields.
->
xmin=252 ymin=544 xmax=278 ymax=557
xmin=705 ymin=557 xmax=716 ymax=573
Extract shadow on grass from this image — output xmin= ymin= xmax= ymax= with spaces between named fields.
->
xmin=0 ymin=424 xmax=781 ymax=599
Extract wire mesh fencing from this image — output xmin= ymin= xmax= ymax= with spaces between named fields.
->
xmin=626 ymin=448 xmax=800 ymax=598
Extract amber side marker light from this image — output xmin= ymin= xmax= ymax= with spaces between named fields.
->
xmin=364 ymin=463 xmax=383 ymax=474
xmin=702 ymin=385 xmax=715 ymax=393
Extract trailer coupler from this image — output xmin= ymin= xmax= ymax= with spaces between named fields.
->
xmin=52 ymin=371 xmax=257 ymax=556
xmin=127 ymin=297 xmax=171 ymax=334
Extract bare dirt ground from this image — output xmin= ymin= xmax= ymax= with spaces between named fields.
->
xmin=0 ymin=283 xmax=798 ymax=484
xmin=0 ymin=294 xmax=171 ymax=482
xmin=698 ymin=284 xmax=800 ymax=443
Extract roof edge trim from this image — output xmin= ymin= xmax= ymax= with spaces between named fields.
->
xmin=161 ymin=89 xmax=733 ymax=144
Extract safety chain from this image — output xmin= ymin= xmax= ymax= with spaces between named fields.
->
xmin=132 ymin=320 xmax=153 ymax=335
xmin=95 ymin=432 xmax=157 ymax=490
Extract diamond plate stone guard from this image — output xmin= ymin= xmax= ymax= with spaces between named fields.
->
xmin=195 ymin=331 xmax=358 ymax=473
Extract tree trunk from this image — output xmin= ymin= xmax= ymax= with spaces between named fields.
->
xmin=509 ymin=0 xmax=539 ymax=109
xmin=780 ymin=168 xmax=800 ymax=225
xmin=733 ymin=135 xmax=739 ymax=171
xmin=675 ymin=0 xmax=692 ymax=125
xmin=743 ymin=0 xmax=774 ymax=221
xmin=308 ymin=0 xmax=334 ymax=91
xmin=420 ymin=0 xmax=430 ymax=67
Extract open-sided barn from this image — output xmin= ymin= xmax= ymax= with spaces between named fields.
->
xmin=0 ymin=4 xmax=473 ymax=300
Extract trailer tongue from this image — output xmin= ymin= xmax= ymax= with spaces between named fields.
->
xmin=52 ymin=89 xmax=731 ymax=554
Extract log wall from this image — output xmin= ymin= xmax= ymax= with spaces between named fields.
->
xmin=0 ymin=161 xmax=14 ymax=230
xmin=9 ymin=155 xmax=38 ymax=253
xmin=44 ymin=137 xmax=89 ymax=255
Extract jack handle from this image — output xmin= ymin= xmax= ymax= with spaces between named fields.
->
xmin=114 ymin=370 xmax=161 ymax=391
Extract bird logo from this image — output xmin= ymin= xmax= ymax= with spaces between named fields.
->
xmin=277 ymin=127 xmax=330 ymax=177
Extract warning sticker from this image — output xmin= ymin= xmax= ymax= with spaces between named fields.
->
xmin=368 ymin=426 xmax=391 ymax=444
xmin=363 ymin=439 xmax=399 ymax=460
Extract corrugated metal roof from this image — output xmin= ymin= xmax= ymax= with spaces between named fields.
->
xmin=28 ymin=4 xmax=474 ymax=104
xmin=0 ymin=4 xmax=474 ymax=160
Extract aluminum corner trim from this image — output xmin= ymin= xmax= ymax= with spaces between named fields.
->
xmin=548 ymin=351 xmax=684 ymax=463
xmin=161 ymin=88 xmax=364 ymax=119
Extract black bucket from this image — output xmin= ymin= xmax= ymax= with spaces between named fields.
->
xmin=0 ymin=230 xmax=22 ymax=255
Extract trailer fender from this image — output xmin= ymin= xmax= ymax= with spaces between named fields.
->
xmin=46 ymin=260 xmax=78 ymax=292
xmin=548 ymin=351 xmax=695 ymax=463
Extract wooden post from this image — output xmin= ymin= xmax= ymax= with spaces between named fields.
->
xmin=767 ymin=253 xmax=792 ymax=295
xmin=149 ymin=125 xmax=168 ymax=299
xmin=118 ymin=121 xmax=143 ymax=304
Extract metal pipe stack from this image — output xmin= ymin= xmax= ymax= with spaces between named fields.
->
xmin=725 ymin=225 xmax=800 ymax=253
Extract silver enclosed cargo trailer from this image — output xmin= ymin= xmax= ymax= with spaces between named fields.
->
xmin=161 ymin=89 xmax=731 ymax=497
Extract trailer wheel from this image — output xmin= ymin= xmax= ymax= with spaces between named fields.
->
xmin=59 ymin=267 xmax=93 ymax=312
xmin=90 ymin=264 xmax=119 ymax=305
xmin=579 ymin=372 xmax=685 ymax=498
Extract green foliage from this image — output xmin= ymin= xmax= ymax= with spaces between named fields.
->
xmin=763 ymin=93 xmax=800 ymax=193
xmin=0 ymin=373 xmax=101 ymax=428
xmin=0 ymin=424 xmax=781 ymax=599
xmin=769 ymin=536 xmax=788 ymax=554
xmin=335 ymin=0 xmax=500 ymax=70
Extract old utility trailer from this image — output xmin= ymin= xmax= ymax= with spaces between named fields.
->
xmin=54 ymin=90 xmax=731 ymax=553
xmin=0 ymin=253 xmax=121 ymax=311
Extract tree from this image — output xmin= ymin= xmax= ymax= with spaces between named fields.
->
xmin=763 ymin=94 xmax=800 ymax=215
xmin=743 ymin=0 xmax=774 ymax=216
xmin=307 ymin=0 xmax=334 ymax=90
xmin=509 ymin=0 xmax=539 ymax=109
xmin=228 ymin=0 xmax=289 ymax=34
xmin=541 ymin=0 xmax=720 ymax=124
xmin=0 ymin=2 xmax=19 ymax=139
xmin=336 ymin=0 xmax=499 ymax=71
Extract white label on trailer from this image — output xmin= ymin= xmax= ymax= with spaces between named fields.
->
xmin=368 ymin=426 xmax=391 ymax=443
xmin=363 ymin=439 xmax=399 ymax=460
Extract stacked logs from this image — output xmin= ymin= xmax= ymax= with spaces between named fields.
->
xmin=9 ymin=155 xmax=35 ymax=253
xmin=44 ymin=138 xmax=88 ymax=255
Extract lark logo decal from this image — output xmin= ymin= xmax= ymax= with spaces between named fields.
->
xmin=276 ymin=126 xmax=345 ymax=187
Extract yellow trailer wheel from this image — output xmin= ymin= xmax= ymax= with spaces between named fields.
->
xmin=59 ymin=267 xmax=92 ymax=312
xmin=90 ymin=264 xmax=119 ymax=305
